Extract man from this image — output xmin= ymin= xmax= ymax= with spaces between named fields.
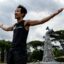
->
xmin=0 ymin=5 xmax=63 ymax=64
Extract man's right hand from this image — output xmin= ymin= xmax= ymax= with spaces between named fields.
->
xmin=57 ymin=8 xmax=64 ymax=13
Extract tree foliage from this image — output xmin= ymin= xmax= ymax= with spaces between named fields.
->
xmin=50 ymin=30 xmax=64 ymax=62
xmin=27 ymin=40 xmax=44 ymax=62
xmin=0 ymin=40 xmax=11 ymax=62
xmin=28 ymin=41 xmax=44 ymax=49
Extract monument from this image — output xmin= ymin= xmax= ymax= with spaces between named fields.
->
xmin=28 ymin=27 xmax=64 ymax=64
xmin=41 ymin=27 xmax=63 ymax=64
xmin=43 ymin=27 xmax=55 ymax=62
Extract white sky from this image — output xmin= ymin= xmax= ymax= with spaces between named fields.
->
xmin=0 ymin=0 xmax=64 ymax=43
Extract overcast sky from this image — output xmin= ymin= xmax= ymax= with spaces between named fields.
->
xmin=0 ymin=0 xmax=64 ymax=43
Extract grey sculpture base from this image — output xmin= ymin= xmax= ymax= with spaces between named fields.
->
xmin=28 ymin=62 xmax=64 ymax=64
xmin=40 ymin=62 xmax=64 ymax=64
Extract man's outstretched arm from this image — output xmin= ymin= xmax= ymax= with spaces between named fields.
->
xmin=0 ymin=23 xmax=14 ymax=31
xmin=26 ymin=8 xmax=64 ymax=26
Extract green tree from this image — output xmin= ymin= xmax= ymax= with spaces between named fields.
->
xmin=27 ymin=40 xmax=44 ymax=62
xmin=0 ymin=40 xmax=11 ymax=62
xmin=50 ymin=30 xmax=64 ymax=62
xmin=28 ymin=41 xmax=44 ymax=49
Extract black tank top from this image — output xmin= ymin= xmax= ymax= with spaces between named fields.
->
xmin=12 ymin=20 xmax=28 ymax=49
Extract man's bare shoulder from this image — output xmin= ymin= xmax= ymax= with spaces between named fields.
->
xmin=24 ymin=20 xmax=30 ymax=26
xmin=24 ymin=19 xmax=40 ymax=26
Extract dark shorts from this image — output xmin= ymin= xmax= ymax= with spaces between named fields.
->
xmin=7 ymin=47 xmax=27 ymax=64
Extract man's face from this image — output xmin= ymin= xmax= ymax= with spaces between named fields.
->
xmin=15 ymin=8 xmax=24 ymax=19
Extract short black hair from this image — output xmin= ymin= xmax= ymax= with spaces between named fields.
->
xmin=17 ymin=5 xmax=27 ymax=17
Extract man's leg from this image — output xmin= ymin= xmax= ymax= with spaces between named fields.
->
xmin=6 ymin=48 xmax=14 ymax=64
xmin=13 ymin=49 xmax=27 ymax=64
